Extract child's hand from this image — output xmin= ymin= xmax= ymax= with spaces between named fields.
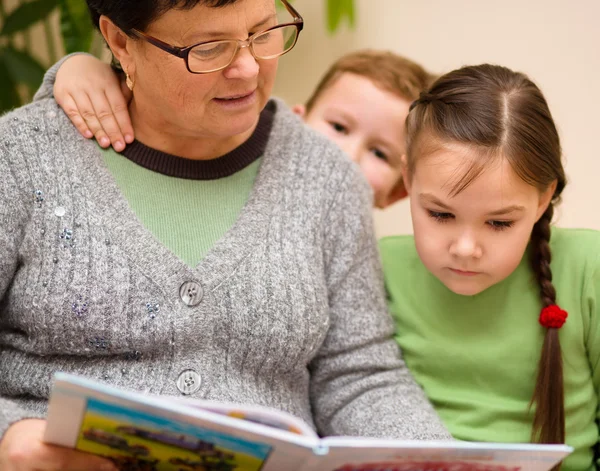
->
xmin=54 ymin=55 xmax=134 ymax=152
xmin=0 ymin=419 xmax=117 ymax=471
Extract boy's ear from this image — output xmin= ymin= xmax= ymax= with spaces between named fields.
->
xmin=400 ymin=154 xmax=412 ymax=194
xmin=535 ymin=179 xmax=558 ymax=221
xmin=378 ymin=178 xmax=408 ymax=209
xmin=292 ymin=104 xmax=306 ymax=118
xmin=99 ymin=15 xmax=135 ymax=76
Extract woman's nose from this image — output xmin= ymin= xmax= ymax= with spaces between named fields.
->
xmin=223 ymin=45 xmax=260 ymax=80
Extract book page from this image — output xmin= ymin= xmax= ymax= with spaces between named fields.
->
xmin=44 ymin=373 xmax=318 ymax=471
xmin=311 ymin=438 xmax=572 ymax=471
xmin=174 ymin=397 xmax=318 ymax=438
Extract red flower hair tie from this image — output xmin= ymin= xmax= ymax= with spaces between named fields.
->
xmin=539 ymin=304 xmax=568 ymax=329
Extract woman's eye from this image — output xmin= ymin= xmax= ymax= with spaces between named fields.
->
xmin=428 ymin=210 xmax=454 ymax=222
xmin=329 ymin=122 xmax=347 ymax=134
xmin=488 ymin=220 xmax=514 ymax=231
xmin=253 ymin=32 xmax=271 ymax=44
xmin=192 ymin=43 xmax=228 ymax=59
xmin=371 ymin=148 xmax=388 ymax=161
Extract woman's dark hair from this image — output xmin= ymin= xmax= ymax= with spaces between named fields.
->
xmin=86 ymin=0 xmax=241 ymax=33
xmin=406 ymin=64 xmax=567 ymax=464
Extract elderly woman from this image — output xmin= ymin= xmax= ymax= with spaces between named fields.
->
xmin=0 ymin=0 xmax=449 ymax=469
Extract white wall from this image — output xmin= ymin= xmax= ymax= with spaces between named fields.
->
xmin=272 ymin=0 xmax=600 ymax=237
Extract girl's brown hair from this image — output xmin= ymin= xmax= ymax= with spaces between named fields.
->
xmin=406 ymin=64 xmax=567 ymax=455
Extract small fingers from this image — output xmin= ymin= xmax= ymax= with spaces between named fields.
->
xmin=104 ymin=88 xmax=135 ymax=148
xmin=71 ymin=90 xmax=111 ymax=148
xmin=58 ymin=94 xmax=93 ymax=139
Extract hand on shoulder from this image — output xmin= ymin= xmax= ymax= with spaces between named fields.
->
xmin=54 ymin=54 xmax=134 ymax=152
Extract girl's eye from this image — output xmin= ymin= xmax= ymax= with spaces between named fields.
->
xmin=428 ymin=210 xmax=454 ymax=222
xmin=488 ymin=220 xmax=514 ymax=231
xmin=371 ymin=148 xmax=388 ymax=161
xmin=329 ymin=122 xmax=348 ymax=134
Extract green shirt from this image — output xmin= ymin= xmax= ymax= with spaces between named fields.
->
xmin=102 ymin=147 xmax=261 ymax=267
xmin=380 ymin=227 xmax=600 ymax=471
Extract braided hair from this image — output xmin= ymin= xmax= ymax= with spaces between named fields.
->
xmin=405 ymin=64 xmax=567 ymax=458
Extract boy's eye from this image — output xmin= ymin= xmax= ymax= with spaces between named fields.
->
xmin=329 ymin=122 xmax=348 ymax=134
xmin=428 ymin=210 xmax=454 ymax=222
xmin=487 ymin=220 xmax=514 ymax=231
xmin=370 ymin=148 xmax=388 ymax=161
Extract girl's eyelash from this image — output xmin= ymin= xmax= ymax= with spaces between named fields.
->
xmin=428 ymin=210 xmax=454 ymax=222
xmin=487 ymin=220 xmax=514 ymax=231
xmin=428 ymin=210 xmax=515 ymax=231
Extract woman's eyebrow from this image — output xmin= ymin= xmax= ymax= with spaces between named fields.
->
xmin=185 ymin=13 xmax=278 ymax=42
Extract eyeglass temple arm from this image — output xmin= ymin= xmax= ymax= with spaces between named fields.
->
xmin=281 ymin=0 xmax=304 ymax=30
xmin=130 ymin=29 xmax=189 ymax=58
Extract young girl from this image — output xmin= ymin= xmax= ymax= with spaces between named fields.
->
xmin=380 ymin=64 xmax=600 ymax=471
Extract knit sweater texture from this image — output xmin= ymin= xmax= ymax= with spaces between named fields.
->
xmin=0 ymin=92 xmax=449 ymax=441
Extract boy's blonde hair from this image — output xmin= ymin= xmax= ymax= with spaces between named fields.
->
xmin=305 ymin=49 xmax=435 ymax=113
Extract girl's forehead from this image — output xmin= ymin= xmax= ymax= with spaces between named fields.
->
xmin=415 ymin=147 xmax=536 ymax=200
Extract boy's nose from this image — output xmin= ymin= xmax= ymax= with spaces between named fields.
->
xmin=341 ymin=139 xmax=363 ymax=164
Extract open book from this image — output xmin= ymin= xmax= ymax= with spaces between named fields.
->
xmin=44 ymin=373 xmax=572 ymax=471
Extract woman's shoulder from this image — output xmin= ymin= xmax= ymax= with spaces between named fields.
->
xmin=1 ymin=98 xmax=86 ymax=188
xmin=267 ymin=97 xmax=372 ymax=201
xmin=269 ymin=98 xmax=355 ymax=164
xmin=1 ymin=98 xmax=78 ymax=150
xmin=1 ymin=97 xmax=63 ymax=129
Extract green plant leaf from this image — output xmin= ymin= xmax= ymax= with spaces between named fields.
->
xmin=344 ymin=0 xmax=355 ymax=28
xmin=0 ymin=0 xmax=60 ymax=37
xmin=2 ymin=45 xmax=45 ymax=88
xmin=326 ymin=0 xmax=355 ymax=33
xmin=59 ymin=0 xmax=94 ymax=53
xmin=0 ymin=49 xmax=23 ymax=113
xmin=327 ymin=0 xmax=343 ymax=33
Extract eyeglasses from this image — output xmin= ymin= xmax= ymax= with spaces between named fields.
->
xmin=129 ymin=0 xmax=303 ymax=74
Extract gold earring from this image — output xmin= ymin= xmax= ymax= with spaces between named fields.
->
xmin=125 ymin=72 xmax=135 ymax=91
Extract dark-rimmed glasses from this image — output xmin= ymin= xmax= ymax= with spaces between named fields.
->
xmin=129 ymin=0 xmax=303 ymax=74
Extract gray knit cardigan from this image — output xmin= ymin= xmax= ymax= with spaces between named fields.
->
xmin=0 ymin=88 xmax=449 ymax=441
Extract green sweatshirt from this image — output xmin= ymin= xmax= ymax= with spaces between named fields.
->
xmin=380 ymin=227 xmax=600 ymax=471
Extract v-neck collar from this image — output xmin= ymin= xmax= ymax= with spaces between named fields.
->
xmin=120 ymin=101 xmax=275 ymax=180
xmin=76 ymin=100 xmax=286 ymax=295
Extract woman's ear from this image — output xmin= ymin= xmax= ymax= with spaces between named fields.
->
xmin=536 ymin=179 xmax=558 ymax=221
xmin=99 ymin=15 xmax=136 ymax=77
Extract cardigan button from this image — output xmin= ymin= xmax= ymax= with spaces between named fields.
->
xmin=179 ymin=281 xmax=203 ymax=307
xmin=177 ymin=369 xmax=201 ymax=395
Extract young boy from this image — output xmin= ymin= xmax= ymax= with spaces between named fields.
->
xmin=50 ymin=50 xmax=434 ymax=209
xmin=293 ymin=50 xmax=435 ymax=208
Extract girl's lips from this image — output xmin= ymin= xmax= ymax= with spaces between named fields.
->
xmin=449 ymin=268 xmax=480 ymax=276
